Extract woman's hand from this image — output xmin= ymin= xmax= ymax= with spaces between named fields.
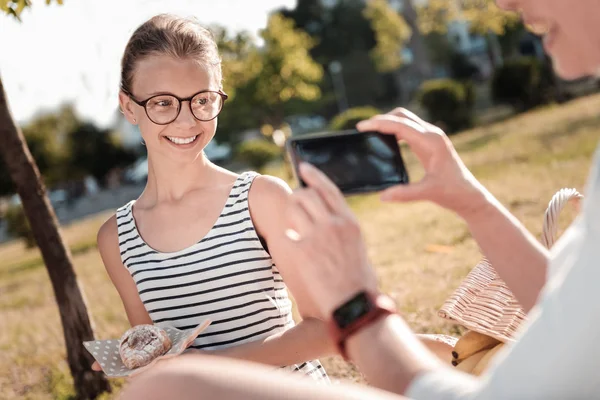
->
xmin=91 ymin=360 xmax=102 ymax=372
xmin=358 ymin=108 xmax=490 ymax=219
xmin=91 ymin=339 xmax=200 ymax=373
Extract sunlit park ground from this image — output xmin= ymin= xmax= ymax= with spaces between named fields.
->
xmin=1 ymin=94 xmax=600 ymax=399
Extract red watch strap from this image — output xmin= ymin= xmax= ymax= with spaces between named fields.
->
xmin=328 ymin=292 xmax=397 ymax=361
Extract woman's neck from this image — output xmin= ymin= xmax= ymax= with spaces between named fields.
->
xmin=142 ymin=152 xmax=217 ymax=205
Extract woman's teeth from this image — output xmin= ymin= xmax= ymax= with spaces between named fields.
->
xmin=166 ymin=135 xmax=198 ymax=145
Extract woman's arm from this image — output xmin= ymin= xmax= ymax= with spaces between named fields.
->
xmin=210 ymin=316 xmax=334 ymax=366
xmin=458 ymin=192 xmax=550 ymax=312
xmin=120 ymin=354 xmax=407 ymax=400
xmin=97 ymin=215 xmax=153 ymax=327
xmin=91 ymin=216 xmax=153 ymax=371
xmin=209 ymin=175 xmax=336 ymax=366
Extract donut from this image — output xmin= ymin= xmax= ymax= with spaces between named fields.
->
xmin=119 ymin=324 xmax=172 ymax=369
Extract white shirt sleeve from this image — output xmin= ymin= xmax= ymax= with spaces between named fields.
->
xmin=406 ymin=145 xmax=600 ymax=400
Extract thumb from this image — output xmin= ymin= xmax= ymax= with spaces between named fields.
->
xmin=380 ymin=180 xmax=429 ymax=203
xmin=91 ymin=361 xmax=103 ymax=372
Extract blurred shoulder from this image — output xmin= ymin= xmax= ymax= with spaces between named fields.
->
xmin=249 ymin=174 xmax=292 ymax=201
xmin=247 ymin=174 xmax=293 ymax=238
xmin=97 ymin=214 xmax=118 ymax=250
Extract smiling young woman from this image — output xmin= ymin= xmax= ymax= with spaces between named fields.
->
xmin=92 ymin=13 xmax=334 ymax=381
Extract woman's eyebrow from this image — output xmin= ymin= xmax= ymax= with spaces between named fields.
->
xmin=143 ymin=88 xmax=212 ymax=98
xmin=144 ymin=90 xmax=176 ymax=97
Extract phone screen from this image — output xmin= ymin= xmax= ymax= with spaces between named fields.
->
xmin=287 ymin=130 xmax=409 ymax=194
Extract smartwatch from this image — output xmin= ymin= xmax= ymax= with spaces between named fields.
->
xmin=328 ymin=290 xmax=397 ymax=360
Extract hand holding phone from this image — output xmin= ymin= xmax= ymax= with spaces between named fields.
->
xmin=286 ymin=129 xmax=409 ymax=195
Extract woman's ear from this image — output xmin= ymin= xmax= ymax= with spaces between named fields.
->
xmin=119 ymin=91 xmax=138 ymax=125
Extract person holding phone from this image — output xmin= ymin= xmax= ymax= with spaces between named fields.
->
xmin=93 ymin=13 xmax=334 ymax=381
xmin=120 ymin=0 xmax=600 ymax=399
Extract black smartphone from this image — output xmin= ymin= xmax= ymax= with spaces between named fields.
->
xmin=286 ymin=129 xmax=409 ymax=195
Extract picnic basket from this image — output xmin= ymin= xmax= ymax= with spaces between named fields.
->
xmin=438 ymin=188 xmax=584 ymax=343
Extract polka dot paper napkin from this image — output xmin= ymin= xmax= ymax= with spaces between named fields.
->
xmin=83 ymin=320 xmax=210 ymax=378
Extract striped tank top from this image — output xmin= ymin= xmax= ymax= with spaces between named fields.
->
xmin=115 ymin=171 xmax=329 ymax=382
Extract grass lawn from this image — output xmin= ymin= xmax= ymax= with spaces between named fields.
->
xmin=2 ymin=94 xmax=600 ymax=399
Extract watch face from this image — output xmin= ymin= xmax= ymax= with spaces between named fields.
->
xmin=333 ymin=292 xmax=374 ymax=329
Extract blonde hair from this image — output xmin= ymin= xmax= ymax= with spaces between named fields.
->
xmin=120 ymin=14 xmax=222 ymax=93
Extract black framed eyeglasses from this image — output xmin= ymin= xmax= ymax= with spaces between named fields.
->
xmin=122 ymin=88 xmax=228 ymax=125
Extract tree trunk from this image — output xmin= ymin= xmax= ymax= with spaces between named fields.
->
xmin=0 ymin=77 xmax=110 ymax=399
xmin=402 ymin=0 xmax=433 ymax=81
xmin=485 ymin=31 xmax=503 ymax=70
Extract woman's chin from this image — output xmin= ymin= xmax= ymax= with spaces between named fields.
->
xmin=550 ymin=44 xmax=600 ymax=81
xmin=150 ymin=145 xmax=207 ymax=165
xmin=554 ymin=62 xmax=595 ymax=81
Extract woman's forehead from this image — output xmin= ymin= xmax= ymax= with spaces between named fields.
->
xmin=132 ymin=55 xmax=215 ymax=97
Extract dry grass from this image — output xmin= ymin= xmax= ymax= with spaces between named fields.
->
xmin=2 ymin=94 xmax=600 ymax=398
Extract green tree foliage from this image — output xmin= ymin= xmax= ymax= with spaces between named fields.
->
xmin=278 ymin=0 xmax=411 ymax=110
xmin=20 ymin=105 xmax=78 ymax=185
xmin=214 ymin=15 xmax=324 ymax=141
xmin=0 ymin=105 xmax=78 ymax=196
xmin=4 ymin=204 xmax=35 ymax=247
xmin=1 ymin=0 xmax=62 ymax=20
xmin=417 ymin=0 xmax=520 ymax=69
xmin=212 ymin=26 xmax=262 ymax=100
xmin=363 ymin=0 xmax=412 ymax=73
xmin=280 ymin=0 xmax=377 ymax=65
xmin=66 ymin=123 xmax=137 ymax=186
xmin=492 ymin=57 xmax=556 ymax=111
xmin=211 ymin=27 xmax=263 ymax=144
xmin=253 ymin=13 xmax=324 ymax=127
xmin=329 ymin=106 xmax=381 ymax=131
xmin=459 ymin=0 xmax=520 ymax=36
xmin=423 ymin=31 xmax=455 ymax=66
xmin=0 ymin=104 xmax=137 ymax=195
xmin=236 ymin=139 xmax=281 ymax=171
xmin=417 ymin=0 xmax=519 ymax=36
xmin=418 ymin=78 xmax=475 ymax=133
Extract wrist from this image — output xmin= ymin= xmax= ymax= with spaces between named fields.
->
xmin=345 ymin=312 xmax=397 ymax=355
xmin=319 ymin=282 xmax=378 ymax=321
xmin=327 ymin=290 xmax=397 ymax=360
xmin=451 ymin=180 xmax=496 ymax=222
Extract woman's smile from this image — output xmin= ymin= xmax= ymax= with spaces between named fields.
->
xmin=163 ymin=133 xmax=200 ymax=148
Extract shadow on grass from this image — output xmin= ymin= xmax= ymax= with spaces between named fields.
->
xmin=540 ymin=114 xmax=600 ymax=142
xmin=455 ymin=131 xmax=501 ymax=153
xmin=0 ymin=241 xmax=97 ymax=280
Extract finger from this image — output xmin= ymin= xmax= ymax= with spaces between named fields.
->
xmin=298 ymin=163 xmax=347 ymax=215
xmin=92 ymin=361 xmax=103 ymax=372
xmin=380 ymin=179 xmax=431 ymax=203
xmin=285 ymin=197 xmax=314 ymax=237
xmin=129 ymin=360 xmax=157 ymax=379
xmin=387 ymin=107 xmax=423 ymax=125
xmin=387 ymin=108 xmax=444 ymax=134
xmin=358 ymin=114 xmax=426 ymax=139
xmin=291 ymin=188 xmax=331 ymax=221
xmin=184 ymin=337 xmax=198 ymax=349
xmin=357 ymin=115 xmax=429 ymax=155
xmin=129 ymin=368 xmax=143 ymax=379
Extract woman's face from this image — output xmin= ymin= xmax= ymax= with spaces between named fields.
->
xmin=119 ymin=55 xmax=221 ymax=164
xmin=496 ymin=0 xmax=600 ymax=80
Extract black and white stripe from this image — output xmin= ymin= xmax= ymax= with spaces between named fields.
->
xmin=116 ymin=171 xmax=329 ymax=382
